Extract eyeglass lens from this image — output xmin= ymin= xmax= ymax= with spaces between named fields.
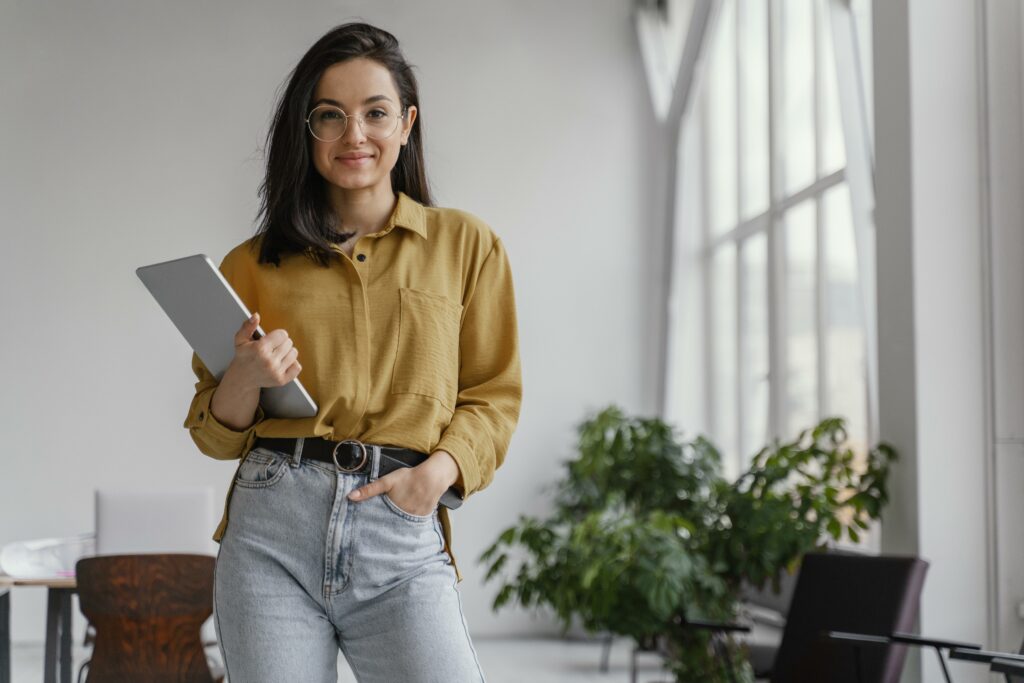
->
xmin=307 ymin=104 xmax=402 ymax=142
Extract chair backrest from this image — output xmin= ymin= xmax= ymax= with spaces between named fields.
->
xmin=76 ymin=554 xmax=216 ymax=683
xmin=770 ymin=552 xmax=929 ymax=683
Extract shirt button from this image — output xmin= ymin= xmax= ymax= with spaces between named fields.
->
xmin=357 ymin=253 xmax=366 ymax=262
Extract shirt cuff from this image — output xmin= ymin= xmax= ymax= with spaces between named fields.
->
xmin=434 ymin=433 xmax=480 ymax=498
xmin=185 ymin=388 xmax=265 ymax=458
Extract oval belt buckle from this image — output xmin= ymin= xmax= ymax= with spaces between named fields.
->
xmin=331 ymin=438 xmax=368 ymax=473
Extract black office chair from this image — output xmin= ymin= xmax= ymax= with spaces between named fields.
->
xmin=672 ymin=552 xmax=928 ymax=682
xmin=764 ymin=553 xmax=928 ymax=681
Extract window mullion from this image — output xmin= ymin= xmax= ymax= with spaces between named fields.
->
xmin=736 ymin=241 xmax=746 ymax=471
xmin=815 ymin=216 xmax=827 ymax=422
xmin=706 ymin=170 xmax=844 ymax=252
xmin=767 ymin=0 xmax=785 ymax=441
xmin=814 ymin=0 xmax=828 ymax=422
xmin=734 ymin=0 xmax=746 ymax=465
xmin=700 ymin=72 xmax=716 ymax=445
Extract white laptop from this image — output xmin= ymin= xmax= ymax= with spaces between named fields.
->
xmin=95 ymin=487 xmax=218 ymax=556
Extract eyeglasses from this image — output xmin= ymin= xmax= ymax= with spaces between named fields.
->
xmin=305 ymin=103 xmax=407 ymax=142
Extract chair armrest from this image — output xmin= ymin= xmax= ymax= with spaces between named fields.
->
xmin=890 ymin=632 xmax=981 ymax=651
xmin=991 ymin=657 xmax=1024 ymax=675
xmin=950 ymin=648 xmax=1024 ymax=665
xmin=826 ymin=631 xmax=981 ymax=652
xmin=825 ymin=631 xmax=892 ymax=646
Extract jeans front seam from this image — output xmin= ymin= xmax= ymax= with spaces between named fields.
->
xmin=323 ymin=477 xmax=345 ymax=598
xmin=336 ymin=481 xmax=360 ymax=596
xmin=325 ymin=474 xmax=360 ymax=598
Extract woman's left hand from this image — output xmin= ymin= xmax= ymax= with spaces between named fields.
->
xmin=347 ymin=450 xmax=460 ymax=517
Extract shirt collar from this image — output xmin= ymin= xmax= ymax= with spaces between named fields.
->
xmin=381 ymin=191 xmax=428 ymax=240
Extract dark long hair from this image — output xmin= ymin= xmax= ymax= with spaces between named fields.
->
xmin=253 ymin=22 xmax=433 ymax=267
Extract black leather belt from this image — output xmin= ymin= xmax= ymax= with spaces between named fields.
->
xmin=253 ymin=436 xmax=463 ymax=510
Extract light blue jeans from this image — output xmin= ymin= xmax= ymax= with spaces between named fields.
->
xmin=213 ymin=439 xmax=486 ymax=682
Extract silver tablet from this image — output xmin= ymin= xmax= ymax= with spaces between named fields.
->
xmin=136 ymin=253 xmax=318 ymax=419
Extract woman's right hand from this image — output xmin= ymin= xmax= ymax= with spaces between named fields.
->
xmin=227 ymin=312 xmax=302 ymax=389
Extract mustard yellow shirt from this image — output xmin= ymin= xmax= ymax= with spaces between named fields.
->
xmin=182 ymin=191 xmax=522 ymax=581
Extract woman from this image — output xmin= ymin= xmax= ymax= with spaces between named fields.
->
xmin=183 ymin=22 xmax=521 ymax=682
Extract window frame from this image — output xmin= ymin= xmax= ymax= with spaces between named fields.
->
xmin=662 ymin=0 xmax=877 ymax=476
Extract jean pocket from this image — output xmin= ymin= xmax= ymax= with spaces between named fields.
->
xmin=390 ymin=288 xmax=462 ymax=412
xmin=380 ymin=492 xmax=436 ymax=523
xmin=234 ymin=448 xmax=289 ymax=489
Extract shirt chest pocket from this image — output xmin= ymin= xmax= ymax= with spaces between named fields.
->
xmin=391 ymin=288 xmax=463 ymax=412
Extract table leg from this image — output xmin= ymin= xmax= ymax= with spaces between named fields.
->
xmin=44 ymin=589 xmax=58 ymax=683
xmin=58 ymin=590 xmax=71 ymax=683
xmin=0 ymin=590 xmax=10 ymax=683
xmin=44 ymin=587 xmax=74 ymax=683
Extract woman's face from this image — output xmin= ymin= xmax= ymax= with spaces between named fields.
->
xmin=308 ymin=57 xmax=417 ymax=196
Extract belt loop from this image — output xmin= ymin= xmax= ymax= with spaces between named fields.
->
xmin=369 ymin=445 xmax=382 ymax=481
xmin=291 ymin=437 xmax=304 ymax=468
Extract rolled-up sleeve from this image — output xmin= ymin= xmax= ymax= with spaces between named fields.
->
xmin=183 ymin=352 xmax=265 ymax=460
xmin=434 ymin=238 xmax=522 ymax=498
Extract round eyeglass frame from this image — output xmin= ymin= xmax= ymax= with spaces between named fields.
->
xmin=305 ymin=104 xmax=408 ymax=142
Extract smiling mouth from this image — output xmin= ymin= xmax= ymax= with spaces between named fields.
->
xmin=338 ymin=155 xmax=372 ymax=165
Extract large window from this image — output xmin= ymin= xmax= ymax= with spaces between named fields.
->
xmin=665 ymin=0 xmax=875 ymax=479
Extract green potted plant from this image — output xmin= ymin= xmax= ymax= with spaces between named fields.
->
xmin=480 ymin=405 xmax=896 ymax=681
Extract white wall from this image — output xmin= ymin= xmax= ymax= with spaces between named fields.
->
xmin=908 ymin=3 xmax=990 ymax=678
xmin=874 ymin=1 xmax=1022 ymax=681
xmin=0 ymin=0 xmax=658 ymax=643
xmin=985 ymin=0 xmax=1024 ymax=657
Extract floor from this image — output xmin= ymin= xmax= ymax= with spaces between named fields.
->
xmin=10 ymin=635 xmax=675 ymax=682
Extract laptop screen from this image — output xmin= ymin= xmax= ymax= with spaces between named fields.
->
xmin=95 ymin=487 xmax=216 ymax=556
